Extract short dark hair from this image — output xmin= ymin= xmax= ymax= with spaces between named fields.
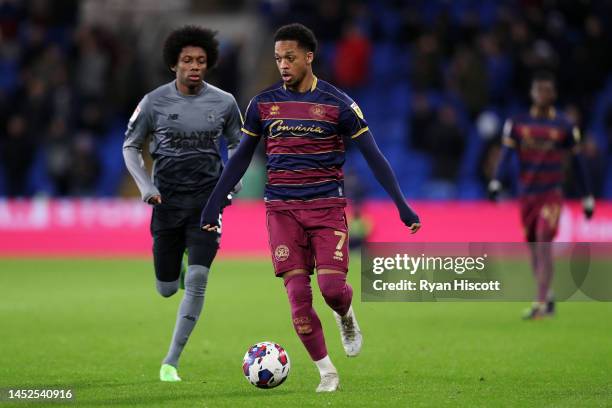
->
xmin=163 ymin=25 xmax=219 ymax=71
xmin=273 ymin=23 xmax=317 ymax=54
xmin=531 ymin=70 xmax=556 ymax=86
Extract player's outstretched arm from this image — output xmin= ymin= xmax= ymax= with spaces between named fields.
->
xmin=488 ymin=145 xmax=514 ymax=201
xmin=489 ymin=120 xmax=517 ymax=201
xmin=123 ymin=146 xmax=162 ymax=204
xmin=123 ymin=95 xmax=161 ymax=205
xmin=225 ymin=98 xmax=245 ymax=195
xmin=353 ymin=132 xmax=420 ymax=233
xmin=200 ymin=135 xmax=260 ymax=230
xmin=571 ymin=152 xmax=595 ymax=219
xmin=227 ymin=144 xmax=244 ymax=196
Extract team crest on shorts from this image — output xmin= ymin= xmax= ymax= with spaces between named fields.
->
xmin=274 ymin=245 xmax=290 ymax=262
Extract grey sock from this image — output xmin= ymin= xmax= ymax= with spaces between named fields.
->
xmin=156 ymin=279 xmax=179 ymax=298
xmin=162 ymin=265 xmax=209 ymax=368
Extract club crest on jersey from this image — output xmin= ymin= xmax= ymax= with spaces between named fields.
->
xmin=549 ymin=129 xmax=559 ymax=140
xmin=350 ymin=102 xmax=364 ymax=120
xmin=270 ymin=105 xmax=280 ymax=115
xmin=274 ymin=245 xmax=290 ymax=262
xmin=309 ymin=104 xmax=326 ymax=119
xmin=521 ymin=127 xmax=531 ymax=137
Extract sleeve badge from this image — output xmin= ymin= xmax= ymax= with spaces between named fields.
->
xmin=350 ymin=102 xmax=364 ymax=120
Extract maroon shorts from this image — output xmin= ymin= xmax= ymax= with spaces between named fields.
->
xmin=266 ymin=207 xmax=349 ymax=276
xmin=520 ymin=190 xmax=563 ymax=242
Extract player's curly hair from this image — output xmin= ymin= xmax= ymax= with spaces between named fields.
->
xmin=531 ymin=70 xmax=556 ymax=86
xmin=273 ymin=23 xmax=317 ymax=54
xmin=163 ymin=25 xmax=219 ymax=71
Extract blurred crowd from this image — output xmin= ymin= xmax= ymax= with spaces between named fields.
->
xmin=0 ymin=0 xmax=147 ymax=196
xmin=262 ymin=0 xmax=612 ymax=198
xmin=1 ymin=0 xmax=612 ymax=199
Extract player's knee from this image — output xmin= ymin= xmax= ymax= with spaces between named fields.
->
xmin=317 ymin=272 xmax=349 ymax=302
xmin=156 ymin=279 xmax=179 ymax=298
xmin=284 ymin=274 xmax=312 ymax=305
xmin=184 ymin=265 xmax=209 ymax=297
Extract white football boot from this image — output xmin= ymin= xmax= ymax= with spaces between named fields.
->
xmin=316 ymin=372 xmax=340 ymax=392
xmin=333 ymin=305 xmax=363 ymax=357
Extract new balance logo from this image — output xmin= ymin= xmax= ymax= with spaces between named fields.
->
xmin=168 ymin=113 xmax=179 ymax=120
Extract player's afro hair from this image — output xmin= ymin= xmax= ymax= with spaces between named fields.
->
xmin=163 ymin=25 xmax=219 ymax=71
xmin=531 ymin=70 xmax=556 ymax=86
xmin=273 ymin=23 xmax=317 ymax=54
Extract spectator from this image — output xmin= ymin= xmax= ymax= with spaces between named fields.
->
xmin=2 ymin=114 xmax=34 ymax=196
xmin=409 ymin=92 xmax=435 ymax=151
xmin=68 ymin=132 xmax=100 ymax=196
xmin=74 ymin=26 xmax=112 ymax=100
xmin=447 ymin=46 xmax=488 ymax=118
xmin=411 ymin=33 xmax=443 ymax=90
xmin=478 ymin=32 xmax=512 ymax=104
xmin=333 ymin=24 xmax=371 ymax=89
xmin=1 ymin=0 xmax=612 ymax=200
xmin=44 ymin=116 xmax=72 ymax=195
xmin=77 ymin=100 xmax=107 ymax=139
xmin=424 ymin=105 xmax=466 ymax=181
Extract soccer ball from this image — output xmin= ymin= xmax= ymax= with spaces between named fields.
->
xmin=242 ymin=341 xmax=290 ymax=389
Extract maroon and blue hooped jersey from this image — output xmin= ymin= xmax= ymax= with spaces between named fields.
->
xmin=503 ymin=108 xmax=580 ymax=196
xmin=241 ymin=77 xmax=370 ymax=210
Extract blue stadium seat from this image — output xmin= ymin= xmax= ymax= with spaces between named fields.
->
xmin=26 ymin=148 xmax=55 ymax=196
xmin=603 ymin=159 xmax=612 ymax=198
xmin=0 ymin=156 xmax=5 ymax=195
xmin=589 ymin=77 xmax=612 ymax=153
xmin=376 ymin=7 xmax=402 ymax=41
xmin=0 ymin=60 xmax=18 ymax=93
xmin=457 ymin=178 xmax=485 ymax=199
xmin=96 ymin=120 xmax=129 ymax=197
xmin=370 ymin=43 xmax=396 ymax=82
xmin=458 ymin=128 xmax=484 ymax=181
xmin=395 ymin=152 xmax=432 ymax=199
xmin=423 ymin=179 xmax=457 ymax=200
xmin=387 ymin=81 xmax=411 ymax=116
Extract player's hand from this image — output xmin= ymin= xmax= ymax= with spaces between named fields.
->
xmin=147 ymin=195 xmax=162 ymax=205
xmin=488 ymin=180 xmax=501 ymax=202
xmin=200 ymin=205 xmax=220 ymax=232
xmin=582 ymin=195 xmax=595 ymax=220
xmin=201 ymin=223 xmax=219 ymax=232
xmin=400 ymin=205 xmax=421 ymax=234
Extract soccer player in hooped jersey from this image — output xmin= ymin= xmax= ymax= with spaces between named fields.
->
xmin=489 ymin=71 xmax=594 ymax=319
xmin=123 ymin=26 xmax=242 ymax=381
xmin=201 ymin=23 xmax=421 ymax=392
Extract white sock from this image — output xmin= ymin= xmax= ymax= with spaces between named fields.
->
xmin=314 ymin=355 xmax=337 ymax=376
xmin=342 ymin=305 xmax=353 ymax=318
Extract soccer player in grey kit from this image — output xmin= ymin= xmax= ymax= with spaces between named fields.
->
xmin=123 ymin=26 xmax=242 ymax=382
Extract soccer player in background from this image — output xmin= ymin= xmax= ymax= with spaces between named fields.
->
xmin=201 ymin=23 xmax=421 ymax=392
xmin=488 ymin=71 xmax=594 ymax=319
xmin=123 ymin=26 xmax=242 ymax=381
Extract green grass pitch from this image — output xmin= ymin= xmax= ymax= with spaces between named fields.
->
xmin=0 ymin=257 xmax=611 ymax=407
